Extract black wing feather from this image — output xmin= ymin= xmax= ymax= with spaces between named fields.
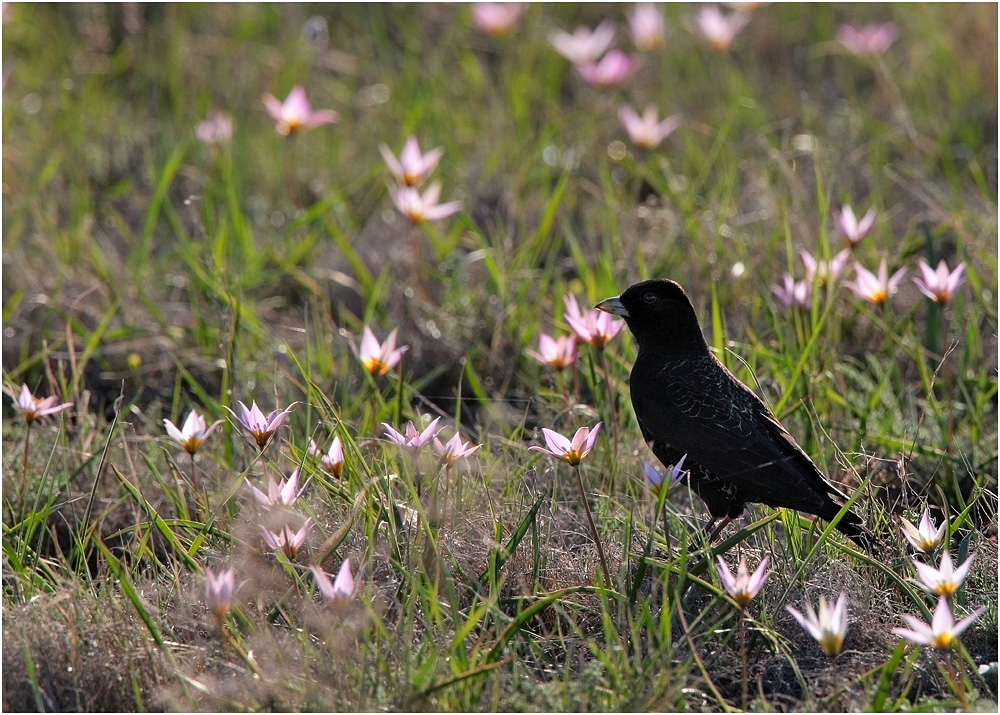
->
xmin=631 ymin=348 xmax=847 ymax=516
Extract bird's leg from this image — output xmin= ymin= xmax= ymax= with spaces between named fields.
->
xmin=707 ymin=517 xmax=733 ymax=542
xmin=703 ymin=516 xmax=720 ymax=538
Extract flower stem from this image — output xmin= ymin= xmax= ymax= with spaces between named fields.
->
xmin=599 ymin=349 xmax=619 ymax=431
xmin=599 ymin=349 xmax=620 ymax=487
xmin=189 ymin=451 xmax=203 ymax=513
xmin=572 ymin=463 xmax=612 ymax=588
xmin=441 ymin=462 xmax=452 ymax=532
xmin=560 ymin=366 xmax=574 ymax=414
xmin=17 ymin=422 xmax=32 ymax=524
xmin=943 ymin=651 xmax=969 ymax=712
xmin=408 ymin=223 xmax=423 ymax=271
xmin=740 ymin=614 xmax=749 ymax=711
xmin=941 ymin=308 xmax=954 ymax=449
xmin=660 ymin=504 xmax=672 ymax=554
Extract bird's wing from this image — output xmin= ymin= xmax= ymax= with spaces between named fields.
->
xmin=631 ymin=353 xmax=757 ymax=443
xmin=632 ymin=353 xmax=845 ymax=510
xmin=754 ymin=408 xmax=850 ymax=502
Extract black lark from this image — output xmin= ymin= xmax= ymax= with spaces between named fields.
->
xmin=597 ymin=279 xmax=874 ymax=551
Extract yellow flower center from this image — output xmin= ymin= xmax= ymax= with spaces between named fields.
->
xmin=252 ymin=430 xmax=272 ymax=448
xmin=559 ymin=450 xmax=584 ymax=466
xmin=819 ymin=634 xmax=843 ymax=657
xmin=934 ymin=582 xmax=957 ymax=597
xmin=931 ymin=632 xmax=955 ymax=650
xmin=281 ymin=118 xmax=303 ymax=135
xmin=363 ymin=357 xmax=389 ymax=375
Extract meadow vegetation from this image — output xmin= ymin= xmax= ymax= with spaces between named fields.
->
xmin=2 ymin=3 xmax=997 ymax=711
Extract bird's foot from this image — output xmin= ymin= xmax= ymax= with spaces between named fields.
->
xmin=706 ymin=516 xmax=733 ymax=543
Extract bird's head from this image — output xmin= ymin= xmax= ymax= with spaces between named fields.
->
xmin=595 ymin=279 xmax=707 ymax=352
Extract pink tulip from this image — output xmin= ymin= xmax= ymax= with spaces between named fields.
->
xmin=629 ymin=3 xmax=666 ymax=52
xmin=837 ymin=22 xmax=899 ymax=55
xmin=618 ymin=105 xmax=681 ymax=149
xmin=526 ymin=333 xmax=578 ymax=369
xmin=575 ymin=49 xmax=639 ymax=87
xmin=4 ymin=384 xmax=72 ymax=424
xmin=262 ymin=85 xmax=338 ymax=136
xmin=913 ymin=259 xmax=966 ymax=305
xmin=530 ymin=423 xmax=602 ymax=466
xmin=550 ymin=21 xmax=616 ymax=65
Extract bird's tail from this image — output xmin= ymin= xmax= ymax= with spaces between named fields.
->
xmin=834 ymin=511 xmax=878 ymax=553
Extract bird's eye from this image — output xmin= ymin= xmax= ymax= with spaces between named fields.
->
xmin=643 ymin=293 xmax=657 ymax=304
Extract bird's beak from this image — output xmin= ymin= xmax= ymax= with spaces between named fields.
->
xmin=595 ymin=296 xmax=629 ymax=317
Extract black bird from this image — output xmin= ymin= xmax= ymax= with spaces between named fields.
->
xmin=596 ymin=279 xmax=874 ymax=551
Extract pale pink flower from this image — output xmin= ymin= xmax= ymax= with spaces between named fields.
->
xmin=248 ymin=469 xmax=303 ymax=509
xmin=311 ymin=560 xmax=355 ymax=604
xmin=262 ymin=85 xmax=339 ymax=136
xmin=836 ymin=205 xmax=876 ymax=248
xmin=914 ymin=551 xmax=975 ymax=598
xmin=234 ymin=400 xmax=295 ymax=449
xmin=4 ymin=384 xmax=73 ymax=424
xmin=549 ymin=20 xmax=616 ymax=64
xmin=356 ymin=326 xmax=408 ymax=376
xmin=837 ymin=22 xmax=899 ymax=56
xmin=204 ymin=567 xmax=235 ymax=625
xmin=845 ymin=259 xmax=906 ymax=306
xmin=618 ymin=105 xmax=681 ymax=150
xmin=196 ymin=109 xmax=233 ymax=145
xmin=311 ymin=436 xmax=345 ymax=477
xmin=433 ymin=432 xmax=481 ymax=465
xmin=382 ymin=417 xmax=443 ymax=452
xmin=526 ymin=333 xmax=578 ymax=369
xmin=261 ymin=520 xmax=311 ymax=560
xmin=472 ymin=2 xmax=527 ymax=36
xmin=389 ymin=182 xmax=462 ymax=223
xmin=564 ymin=294 xmax=625 ymax=349
xmin=379 ymin=136 xmax=444 ymax=187
xmin=716 ymin=555 xmax=769 ymax=608
xmin=800 ymin=249 xmax=851 ymax=288
xmin=772 ymin=274 xmax=811 ymax=311
xmin=786 ymin=593 xmax=849 ymax=657
xmin=901 ymin=508 xmax=947 ymax=554
xmin=530 ymin=423 xmax=602 ymax=466
xmin=642 ymin=454 xmax=686 ymax=498
xmin=575 ymin=49 xmax=639 ymax=87
xmin=629 ymin=3 xmax=666 ymax=52
xmin=696 ymin=5 xmax=750 ymax=52
xmin=164 ymin=410 xmax=223 ymax=455
xmin=893 ymin=597 xmax=984 ymax=651
xmin=913 ymin=259 xmax=966 ymax=305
